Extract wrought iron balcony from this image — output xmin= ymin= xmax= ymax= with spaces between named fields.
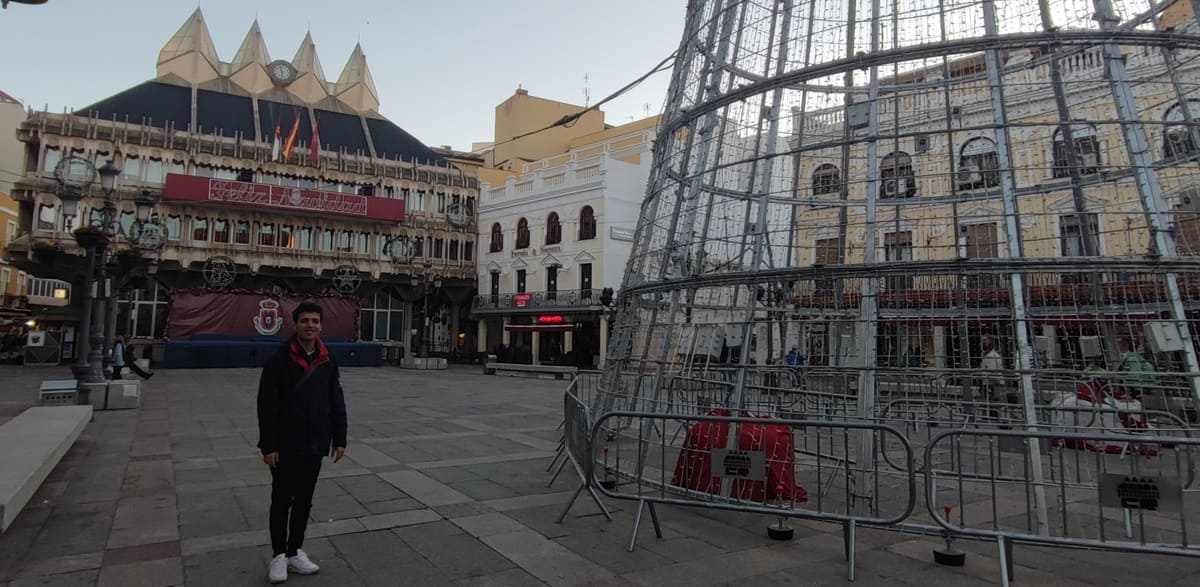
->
xmin=474 ymin=288 xmax=606 ymax=312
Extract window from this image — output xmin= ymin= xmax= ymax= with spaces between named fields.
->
xmin=884 ymin=231 xmax=914 ymax=290
xmin=279 ymin=225 xmax=294 ymax=249
xmin=964 ymin=223 xmax=1001 ymax=288
xmin=412 ymin=190 xmax=425 ymax=212
xmin=319 ymin=229 xmax=334 ymax=251
xmin=296 ymin=227 xmax=312 ymax=250
xmin=490 ymin=223 xmax=504 ymax=252
xmin=880 ymin=152 xmax=916 ymax=198
xmin=464 ymin=241 xmax=473 ymax=261
xmin=1177 ymin=208 xmax=1200 ymax=255
xmin=434 ymin=238 xmax=444 ymax=259
xmin=6 ymin=220 xmax=17 ymax=242
xmin=234 ymin=220 xmax=250 ymax=244
xmin=212 ymin=219 xmax=229 ymax=243
xmin=359 ymin=291 xmax=406 ymax=342
xmin=413 ymin=237 xmax=424 ymax=258
xmin=1052 ymin=124 xmax=1100 ymax=178
xmin=195 ymin=164 xmax=215 ymax=178
xmin=1060 ymin=214 xmax=1100 ymax=257
xmin=42 ymin=146 xmax=61 ymax=173
xmin=192 ymin=217 xmax=209 ymax=242
xmin=259 ymin=223 xmax=276 ymax=247
xmin=1164 ymin=101 xmax=1200 ymax=159
xmin=546 ymin=266 xmax=558 ymax=301
xmin=546 ymin=212 xmax=562 ymax=245
xmin=490 ymin=272 xmax=500 ymax=303
xmin=355 ymin=233 xmax=370 ymax=255
xmin=117 ymin=280 xmax=169 ymax=339
xmin=166 ymin=216 xmax=182 ymax=241
xmin=168 ymin=160 xmax=185 ymax=176
xmin=144 ymin=158 xmax=165 ymax=185
xmin=37 ymin=203 xmax=56 ymax=230
xmin=337 ymin=231 xmax=352 ymax=252
xmin=814 ymin=237 xmax=840 ymax=292
xmin=449 ymin=239 xmax=460 ymax=261
xmin=812 ymin=164 xmax=841 ymax=195
xmin=579 ymin=206 xmax=597 ymax=240
xmin=516 ymin=218 xmax=530 ymax=249
xmin=437 ymin=192 xmax=447 ymax=214
xmin=957 ymin=138 xmax=1000 ymax=190
xmin=123 ymin=154 xmax=141 ymax=181
xmin=516 ymin=269 xmax=527 ymax=293
xmin=1 ymin=269 xmax=10 ymax=295
xmin=119 ymin=211 xmax=135 ymax=236
xmin=16 ymin=272 xmax=25 ymax=296
xmin=581 ymin=263 xmax=593 ymax=298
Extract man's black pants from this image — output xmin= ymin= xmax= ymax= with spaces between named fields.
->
xmin=269 ymin=455 xmax=322 ymax=557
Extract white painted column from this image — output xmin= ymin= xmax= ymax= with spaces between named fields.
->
xmin=477 ymin=321 xmax=488 ymax=353
xmin=599 ymin=316 xmax=609 ymax=368
xmin=531 ymin=331 xmax=541 ymax=365
xmin=564 ymin=330 xmax=574 ymax=353
xmin=502 ymin=317 xmax=511 ymax=345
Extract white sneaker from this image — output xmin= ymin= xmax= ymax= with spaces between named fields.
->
xmin=288 ymin=549 xmax=320 ymax=575
xmin=268 ymin=554 xmax=288 ymax=583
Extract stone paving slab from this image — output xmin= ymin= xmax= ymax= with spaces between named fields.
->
xmin=2 ymin=364 xmax=1200 ymax=586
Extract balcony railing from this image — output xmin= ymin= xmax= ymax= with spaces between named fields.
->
xmin=474 ymin=288 xmax=606 ymax=311
xmin=0 ymin=294 xmax=29 ymax=310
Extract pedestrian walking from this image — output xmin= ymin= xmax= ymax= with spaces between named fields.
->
xmin=257 ymin=301 xmax=347 ymax=584
xmin=111 ymin=336 xmax=126 ymax=379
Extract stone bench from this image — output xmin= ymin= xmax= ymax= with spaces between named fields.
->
xmin=486 ymin=362 xmax=578 ymax=380
xmin=0 ymin=405 xmax=91 ymax=533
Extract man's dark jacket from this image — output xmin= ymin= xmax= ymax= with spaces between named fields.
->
xmin=257 ymin=337 xmax=348 ymax=457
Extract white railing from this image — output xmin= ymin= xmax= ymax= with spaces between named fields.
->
xmin=482 ymin=156 xmax=611 ymax=203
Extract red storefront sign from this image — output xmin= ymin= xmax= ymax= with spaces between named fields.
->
xmin=163 ymin=174 xmax=405 ymax=222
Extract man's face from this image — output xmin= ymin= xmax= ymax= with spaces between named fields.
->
xmin=296 ymin=312 xmax=323 ymax=343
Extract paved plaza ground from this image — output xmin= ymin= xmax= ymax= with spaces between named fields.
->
xmin=2 ymin=365 xmax=1200 ymax=586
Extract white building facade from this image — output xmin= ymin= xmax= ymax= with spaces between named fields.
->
xmin=473 ymin=122 xmax=654 ymax=368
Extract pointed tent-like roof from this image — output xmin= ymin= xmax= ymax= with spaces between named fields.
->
xmin=231 ymin=20 xmax=271 ymax=70
xmin=334 ymin=43 xmax=380 ymax=113
xmin=291 ymin=32 xmax=327 ymax=81
xmin=157 ymin=8 xmax=220 ymax=74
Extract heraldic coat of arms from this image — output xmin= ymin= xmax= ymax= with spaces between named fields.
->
xmin=253 ymin=298 xmax=283 ymax=336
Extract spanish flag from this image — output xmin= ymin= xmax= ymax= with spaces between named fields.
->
xmin=282 ymin=112 xmax=301 ymax=162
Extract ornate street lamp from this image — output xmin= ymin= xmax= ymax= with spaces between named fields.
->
xmin=411 ymin=261 xmax=440 ymax=358
xmin=51 ymin=156 xmax=106 ymax=401
xmin=130 ymin=191 xmax=166 ymax=251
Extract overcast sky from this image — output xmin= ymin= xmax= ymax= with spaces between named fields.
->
xmin=0 ymin=0 xmax=685 ymax=151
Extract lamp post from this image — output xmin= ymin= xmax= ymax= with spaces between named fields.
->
xmin=410 ymin=261 xmax=441 ymax=359
xmin=93 ymin=161 xmax=119 ymax=379
xmin=52 ymin=156 xmax=110 ymax=403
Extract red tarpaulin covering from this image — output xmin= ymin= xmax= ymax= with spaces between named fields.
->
xmin=167 ymin=290 xmax=360 ymax=341
xmin=671 ymin=409 xmax=808 ymax=504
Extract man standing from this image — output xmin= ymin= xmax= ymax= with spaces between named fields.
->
xmin=257 ymin=301 xmax=347 ymax=584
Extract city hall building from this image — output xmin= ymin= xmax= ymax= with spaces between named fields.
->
xmin=5 ymin=10 xmax=478 ymax=363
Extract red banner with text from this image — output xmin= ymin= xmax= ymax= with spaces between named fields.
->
xmin=163 ymin=174 xmax=405 ymax=222
xmin=167 ymin=291 xmax=360 ymax=341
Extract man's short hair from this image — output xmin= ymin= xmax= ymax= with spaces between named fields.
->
xmin=293 ymin=301 xmax=323 ymax=323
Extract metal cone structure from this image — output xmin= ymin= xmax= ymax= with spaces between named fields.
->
xmin=593 ymin=0 xmax=1200 ymax=540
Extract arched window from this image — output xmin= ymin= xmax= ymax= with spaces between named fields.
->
xmin=1052 ymin=123 xmax=1100 ymax=178
xmin=812 ymin=164 xmax=841 ymax=195
xmin=880 ymin=152 xmax=916 ymax=199
xmin=545 ymin=212 xmax=562 ymax=245
xmin=489 ymin=222 xmax=504 ymax=252
xmin=516 ymin=218 xmax=530 ymax=249
xmin=579 ymin=206 xmax=597 ymax=240
xmin=1165 ymin=101 xmax=1200 ymax=159
xmin=957 ymin=137 xmax=1000 ymax=190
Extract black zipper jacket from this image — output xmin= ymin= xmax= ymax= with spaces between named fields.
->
xmin=257 ymin=337 xmax=348 ymax=457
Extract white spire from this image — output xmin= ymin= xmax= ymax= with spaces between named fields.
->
xmin=334 ymin=43 xmax=380 ymax=113
xmin=157 ymin=8 xmax=220 ymax=75
xmin=291 ymin=32 xmax=327 ymax=82
xmin=231 ymin=19 xmax=271 ymax=70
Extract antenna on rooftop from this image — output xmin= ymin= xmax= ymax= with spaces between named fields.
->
xmin=584 ymin=73 xmax=591 ymax=107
